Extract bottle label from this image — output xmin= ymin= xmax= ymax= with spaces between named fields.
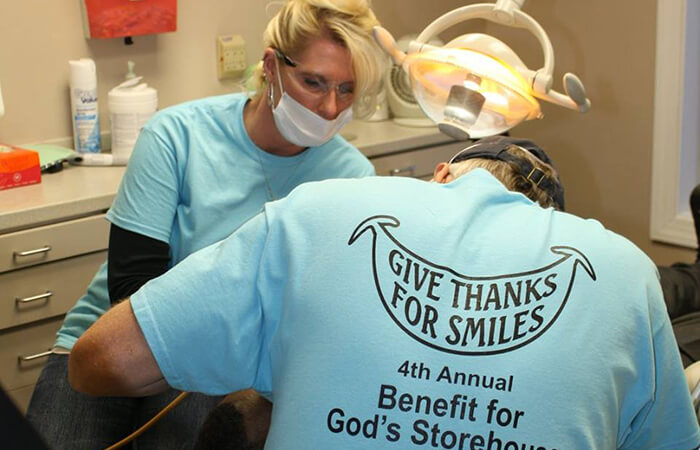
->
xmin=73 ymin=88 xmax=101 ymax=153
xmin=110 ymin=110 xmax=155 ymax=156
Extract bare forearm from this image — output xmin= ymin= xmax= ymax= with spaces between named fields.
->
xmin=69 ymin=358 xmax=168 ymax=397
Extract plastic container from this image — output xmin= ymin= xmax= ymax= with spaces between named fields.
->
xmin=69 ymin=58 xmax=102 ymax=153
xmin=108 ymin=64 xmax=157 ymax=161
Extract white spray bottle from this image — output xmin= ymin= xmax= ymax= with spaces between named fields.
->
xmin=69 ymin=58 xmax=101 ymax=153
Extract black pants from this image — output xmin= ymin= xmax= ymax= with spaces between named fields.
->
xmin=26 ymin=354 xmax=224 ymax=450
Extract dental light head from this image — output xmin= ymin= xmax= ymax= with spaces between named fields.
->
xmin=373 ymin=0 xmax=591 ymax=140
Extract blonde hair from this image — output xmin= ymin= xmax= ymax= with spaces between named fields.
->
xmin=250 ymin=0 xmax=386 ymax=118
xmin=449 ymin=145 xmax=562 ymax=209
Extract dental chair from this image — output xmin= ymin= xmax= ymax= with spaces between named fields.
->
xmin=659 ymin=185 xmax=700 ymax=368
xmin=659 ymin=185 xmax=700 ymax=423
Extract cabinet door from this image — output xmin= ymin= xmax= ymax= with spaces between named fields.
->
xmin=370 ymin=142 xmax=468 ymax=179
xmin=7 ymin=384 xmax=34 ymax=414
xmin=0 ymin=317 xmax=64 ymax=391
xmin=0 ymin=214 xmax=109 ymax=273
xmin=0 ymin=251 xmax=106 ymax=330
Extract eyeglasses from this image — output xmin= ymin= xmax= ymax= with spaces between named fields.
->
xmin=448 ymin=143 xmax=481 ymax=165
xmin=274 ymin=49 xmax=355 ymax=103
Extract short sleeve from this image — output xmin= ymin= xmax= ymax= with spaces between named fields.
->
xmin=338 ymin=140 xmax=375 ymax=177
xmin=621 ymin=272 xmax=700 ymax=449
xmin=131 ymin=212 xmax=269 ymax=395
xmin=106 ymin=127 xmax=180 ymax=243
xmin=357 ymin=159 xmax=375 ymax=177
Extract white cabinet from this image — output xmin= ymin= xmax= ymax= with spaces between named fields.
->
xmin=0 ymin=215 xmax=109 ymax=411
xmin=0 ymin=164 xmax=121 ymax=413
xmin=370 ymin=141 xmax=466 ymax=179
xmin=342 ymin=119 xmax=464 ymax=179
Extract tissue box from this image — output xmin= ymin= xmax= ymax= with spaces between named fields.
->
xmin=0 ymin=145 xmax=41 ymax=191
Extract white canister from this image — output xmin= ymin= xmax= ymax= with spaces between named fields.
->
xmin=108 ymin=77 xmax=157 ymax=160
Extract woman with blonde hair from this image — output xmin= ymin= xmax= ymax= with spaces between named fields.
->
xmin=26 ymin=1 xmax=386 ymax=448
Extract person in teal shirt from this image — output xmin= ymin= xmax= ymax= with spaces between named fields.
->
xmin=26 ymin=1 xmax=386 ymax=448
xmin=71 ymin=136 xmax=700 ymax=449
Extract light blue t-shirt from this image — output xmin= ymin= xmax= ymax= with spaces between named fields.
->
xmin=55 ymin=93 xmax=374 ymax=350
xmin=132 ymin=170 xmax=700 ymax=449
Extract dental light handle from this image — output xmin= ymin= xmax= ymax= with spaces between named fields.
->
xmin=412 ymin=2 xmax=590 ymax=113
xmin=534 ymin=73 xmax=591 ymax=113
xmin=372 ymin=26 xmax=406 ymax=66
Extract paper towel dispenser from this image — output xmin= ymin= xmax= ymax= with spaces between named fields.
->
xmin=81 ymin=0 xmax=177 ymax=40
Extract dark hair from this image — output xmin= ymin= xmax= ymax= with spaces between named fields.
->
xmin=193 ymin=403 xmax=262 ymax=450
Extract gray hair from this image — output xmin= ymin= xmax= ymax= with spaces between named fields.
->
xmin=449 ymin=145 xmax=562 ymax=209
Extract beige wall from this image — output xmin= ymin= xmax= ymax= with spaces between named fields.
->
xmin=0 ymin=0 xmax=464 ymax=144
xmin=0 ymin=0 xmax=693 ymax=265
xmin=474 ymin=0 xmax=696 ymax=266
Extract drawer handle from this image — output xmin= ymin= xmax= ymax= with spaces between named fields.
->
xmin=14 ymin=245 xmax=52 ymax=258
xmin=389 ymin=166 xmax=416 ymax=177
xmin=18 ymin=349 xmax=52 ymax=363
xmin=15 ymin=291 xmax=53 ymax=305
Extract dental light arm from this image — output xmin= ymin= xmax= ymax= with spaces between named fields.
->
xmin=373 ymin=0 xmax=590 ymax=139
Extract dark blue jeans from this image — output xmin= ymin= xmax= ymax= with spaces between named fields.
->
xmin=26 ymin=354 xmax=223 ymax=450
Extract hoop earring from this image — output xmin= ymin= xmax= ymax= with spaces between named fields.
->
xmin=268 ymin=83 xmax=275 ymax=107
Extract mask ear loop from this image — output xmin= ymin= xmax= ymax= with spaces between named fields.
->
xmin=268 ymin=56 xmax=286 ymax=108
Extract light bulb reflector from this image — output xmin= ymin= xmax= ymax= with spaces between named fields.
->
xmin=443 ymin=84 xmax=485 ymax=129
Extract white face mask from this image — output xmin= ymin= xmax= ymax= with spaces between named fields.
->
xmin=269 ymin=59 xmax=353 ymax=147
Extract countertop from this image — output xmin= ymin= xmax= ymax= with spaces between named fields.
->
xmin=341 ymin=119 xmax=454 ymax=158
xmin=0 ymin=119 xmax=454 ymax=234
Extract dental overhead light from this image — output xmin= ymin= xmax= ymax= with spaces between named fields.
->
xmin=373 ymin=0 xmax=591 ymax=140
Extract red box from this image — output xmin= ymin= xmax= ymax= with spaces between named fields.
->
xmin=0 ymin=145 xmax=41 ymax=191
xmin=82 ymin=0 xmax=177 ymax=39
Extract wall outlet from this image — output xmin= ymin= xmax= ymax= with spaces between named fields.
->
xmin=217 ymin=35 xmax=246 ymax=80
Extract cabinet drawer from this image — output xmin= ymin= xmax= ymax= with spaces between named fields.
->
xmin=0 ymin=251 xmax=106 ymax=330
xmin=0 ymin=317 xmax=64 ymax=391
xmin=7 ymin=384 xmax=34 ymax=414
xmin=370 ymin=141 xmax=468 ymax=179
xmin=0 ymin=214 xmax=109 ymax=274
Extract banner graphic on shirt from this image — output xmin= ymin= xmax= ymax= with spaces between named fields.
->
xmin=348 ymin=215 xmax=596 ymax=355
